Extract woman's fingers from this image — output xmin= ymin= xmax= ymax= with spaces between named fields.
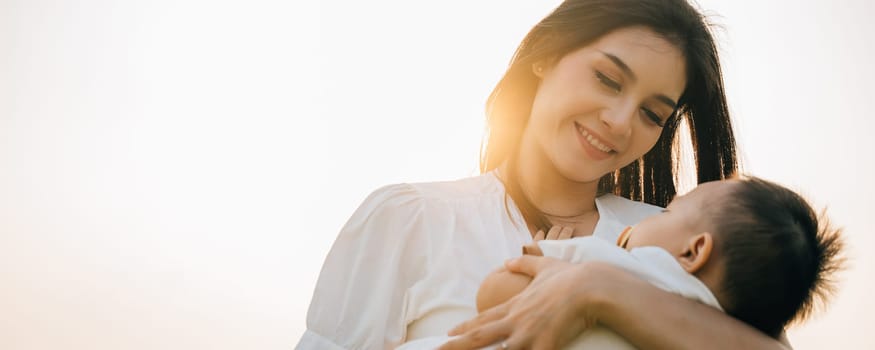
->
xmin=557 ymin=226 xmax=574 ymax=240
xmin=545 ymin=226 xmax=562 ymax=240
xmin=439 ymin=319 xmax=511 ymax=350
xmin=533 ymin=229 xmax=546 ymax=241
xmin=447 ymin=302 xmax=509 ymax=336
xmin=521 ymin=242 xmax=543 ymax=256
xmin=531 ymin=336 xmax=558 ymax=350
xmin=542 ymin=226 xmax=574 ymax=240
xmin=504 ymin=255 xmax=548 ymax=278
xmin=530 ymin=313 xmax=584 ymax=350
xmin=443 ymin=260 xmax=603 ymax=350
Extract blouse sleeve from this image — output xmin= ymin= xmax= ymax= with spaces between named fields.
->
xmin=297 ymin=184 xmax=432 ymax=350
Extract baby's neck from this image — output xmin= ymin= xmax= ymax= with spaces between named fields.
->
xmin=693 ymin=261 xmax=730 ymax=310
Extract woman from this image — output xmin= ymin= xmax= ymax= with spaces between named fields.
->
xmin=299 ymin=0 xmax=788 ymax=349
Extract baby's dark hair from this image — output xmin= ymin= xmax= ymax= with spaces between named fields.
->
xmin=707 ymin=176 xmax=844 ymax=337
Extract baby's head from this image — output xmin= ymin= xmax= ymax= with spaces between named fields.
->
xmin=620 ymin=176 xmax=844 ymax=337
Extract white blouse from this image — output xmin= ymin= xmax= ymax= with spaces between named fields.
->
xmin=296 ymin=172 xmax=663 ymax=350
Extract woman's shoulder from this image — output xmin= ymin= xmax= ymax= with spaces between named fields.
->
xmin=368 ymin=172 xmax=504 ymax=205
xmin=597 ymin=194 xmax=664 ymax=226
xmin=344 ymin=172 xmax=506 ymax=240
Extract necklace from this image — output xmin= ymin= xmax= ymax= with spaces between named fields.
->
xmin=543 ymin=206 xmax=599 ymax=221
xmin=543 ymin=210 xmax=600 ymax=230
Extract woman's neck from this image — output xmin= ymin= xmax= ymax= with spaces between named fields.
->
xmin=509 ymin=138 xmax=600 ymax=219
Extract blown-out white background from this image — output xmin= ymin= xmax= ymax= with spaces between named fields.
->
xmin=1 ymin=0 xmax=873 ymax=348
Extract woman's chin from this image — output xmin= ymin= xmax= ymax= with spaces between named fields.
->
xmin=558 ymin=167 xmax=608 ymax=185
xmin=548 ymin=153 xmax=613 ymax=184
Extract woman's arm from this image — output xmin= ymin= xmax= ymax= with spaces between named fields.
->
xmin=440 ymin=256 xmax=790 ymax=350
xmin=297 ymin=184 xmax=429 ymax=350
xmin=584 ymin=261 xmax=791 ymax=350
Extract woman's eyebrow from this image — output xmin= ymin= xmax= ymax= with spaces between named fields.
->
xmin=600 ymin=51 xmax=636 ymax=81
xmin=655 ymin=95 xmax=678 ymax=110
xmin=600 ymin=51 xmax=678 ymax=109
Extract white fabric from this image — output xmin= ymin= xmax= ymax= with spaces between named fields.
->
xmin=538 ymin=237 xmax=722 ymax=309
xmin=396 ymin=238 xmax=722 ymax=350
xmin=539 ymin=237 xmax=723 ymax=349
xmin=296 ymin=172 xmax=663 ymax=350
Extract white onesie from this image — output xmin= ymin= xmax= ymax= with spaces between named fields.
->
xmin=397 ymin=236 xmax=722 ymax=350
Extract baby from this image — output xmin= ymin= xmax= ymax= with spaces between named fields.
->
xmin=476 ymin=176 xmax=844 ymax=348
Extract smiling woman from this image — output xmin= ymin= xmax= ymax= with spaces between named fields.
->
xmin=294 ymin=0 xmax=796 ymax=348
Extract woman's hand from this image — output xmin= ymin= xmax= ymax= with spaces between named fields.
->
xmin=523 ymin=225 xmax=574 ymax=256
xmin=443 ymin=256 xmax=790 ymax=350
xmin=533 ymin=225 xmax=575 ymax=241
xmin=438 ymin=256 xmax=612 ymax=350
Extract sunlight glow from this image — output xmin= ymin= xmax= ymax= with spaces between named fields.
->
xmin=1 ymin=0 xmax=872 ymax=349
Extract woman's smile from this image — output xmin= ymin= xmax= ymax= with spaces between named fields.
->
xmin=574 ymin=122 xmax=616 ymax=160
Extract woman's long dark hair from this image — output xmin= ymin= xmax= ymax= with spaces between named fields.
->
xmin=480 ymin=0 xmax=738 ymax=231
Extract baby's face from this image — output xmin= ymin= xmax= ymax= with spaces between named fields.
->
xmin=623 ymin=180 xmax=735 ymax=255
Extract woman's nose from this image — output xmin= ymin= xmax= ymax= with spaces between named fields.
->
xmin=599 ymin=102 xmax=635 ymax=137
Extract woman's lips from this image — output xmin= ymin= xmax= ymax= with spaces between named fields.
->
xmin=574 ymin=122 xmax=616 ymax=161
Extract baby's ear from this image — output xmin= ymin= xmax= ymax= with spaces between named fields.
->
xmin=678 ymin=233 xmax=713 ymax=274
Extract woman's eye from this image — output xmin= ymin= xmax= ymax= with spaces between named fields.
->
xmin=595 ymin=71 xmax=621 ymax=93
xmin=641 ymin=108 xmax=666 ymax=127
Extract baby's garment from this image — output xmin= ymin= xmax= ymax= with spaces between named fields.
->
xmin=536 ymin=237 xmax=723 ymax=349
xmin=397 ymin=237 xmax=721 ymax=350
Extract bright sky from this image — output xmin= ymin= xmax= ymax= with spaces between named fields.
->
xmin=1 ymin=0 xmax=873 ymax=349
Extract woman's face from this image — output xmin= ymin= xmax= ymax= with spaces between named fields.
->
xmin=522 ymin=26 xmax=687 ymax=183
